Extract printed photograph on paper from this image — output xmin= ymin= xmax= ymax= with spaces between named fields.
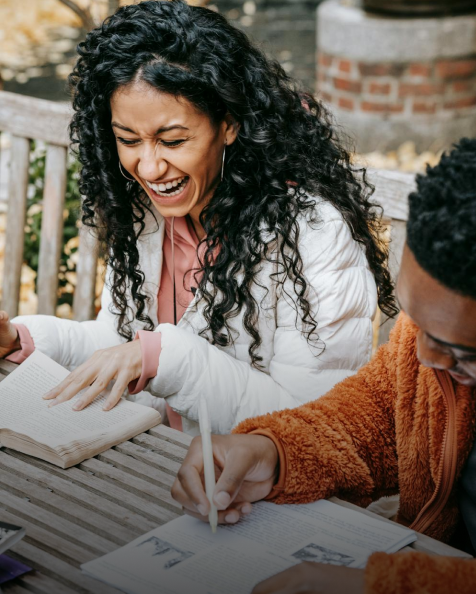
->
xmin=137 ymin=536 xmax=194 ymax=569
xmin=291 ymin=543 xmax=354 ymax=566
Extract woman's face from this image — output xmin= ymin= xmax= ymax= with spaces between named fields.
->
xmin=110 ymin=82 xmax=237 ymax=223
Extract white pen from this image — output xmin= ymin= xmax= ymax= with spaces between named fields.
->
xmin=198 ymin=398 xmax=218 ymax=533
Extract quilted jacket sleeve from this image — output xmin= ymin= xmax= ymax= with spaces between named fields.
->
xmin=10 ymin=277 xmax=124 ymax=370
xmin=147 ymin=205 xmax=378 ymax=434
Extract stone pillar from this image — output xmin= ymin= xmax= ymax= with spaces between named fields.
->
xmin=316 ymin=0 xmax=476 ymax=152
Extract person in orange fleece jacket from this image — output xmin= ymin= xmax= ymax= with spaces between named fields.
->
xmin=172 ymin=138 xmax=476 ymax=594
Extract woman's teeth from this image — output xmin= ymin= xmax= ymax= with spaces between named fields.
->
xmin=146 ymin=177 xmax=189 ymax=197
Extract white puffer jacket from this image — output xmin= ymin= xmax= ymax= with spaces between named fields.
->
xmin=13 ymin=197 xmax=377 ymax=435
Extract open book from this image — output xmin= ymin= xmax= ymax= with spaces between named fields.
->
xmin=82 ymin=499 xmax=417 ymax=594
xmin=0 ymin=350 xmax=161 ymax=468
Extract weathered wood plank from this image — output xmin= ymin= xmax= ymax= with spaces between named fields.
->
xmin=115 ymin=441 xmax=182 ymax=475
xmin=0 ymin=359 xmax=17 ymax=375
xmin=368 ymin=168 xmax=415 ymax=222
xmin=80 ymin=458 xmax=181 ymax=511
xmin=2 ymin=583 xmax=33 ymax=594
xmin=0 ymin=482 xmax=118 ymax=554
xmin=37 ymin=145 xmax=67 ymax=316
xmin=0 ymin=91 xmax=71 ymax=146
xmin=2 ymin=583 xmax=31 ymax=594
xmin=3 ymin=450 xmax=176 ymax=526
xmin=11 ymin=571 xmax=78 ymax=594
xmin=0 ymin=453 xmax=155 ymax=536
xmin=148 ymin=424 xmax=193 ymax=448
xmin=1 ymin=135 xmax=30 ymax=318
xmin=0 ymin=506 xmax=99 ymax=565
xmin=131 ymin=433 xmax=187 ymax=462
xmin=97 ymin=448 xmax=175 ymax=489
xmin=73 ymin=224 xmax=100 ymax=322
xmin=6 ymin=540 xmax=121 ymax=594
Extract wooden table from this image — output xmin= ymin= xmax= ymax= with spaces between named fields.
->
xmin=0 ymin=361 xmax=471 ymax=594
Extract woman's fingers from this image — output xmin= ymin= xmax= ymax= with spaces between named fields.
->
xmin=101 ymin=372 xmax=131 ymax=411
xmin=43 ymin=357 xmax=96 ymax=401
xmin=172 ymin=434 xmax=279 ymax=519
xmin=42 ymin=342 xmax=143 ymax=411
xmin=71 ymin=376 xmax=112 ymax=411
xmin=182 ymin=500 xmax=253 ymax=525
xmin=44 ymin=366 xmax=98 ymax=405
xmin=172 ymin=437 xmax=211 ymax=516
xmin=212 ymin=444 xmax=259 ymax=509
xmin=173 ymin=477 xmax=255 ymax=523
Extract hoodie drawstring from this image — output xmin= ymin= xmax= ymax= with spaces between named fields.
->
xmin=171 ymin=216 xmax=177 ymax=326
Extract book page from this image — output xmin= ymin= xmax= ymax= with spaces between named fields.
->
xmin=222 ymin=499 xmax=415 ymax=560
xmin=82 ymin=500 xmax=416 ymax=594
xmin=0 ymin=350 xmax=159 ymax=448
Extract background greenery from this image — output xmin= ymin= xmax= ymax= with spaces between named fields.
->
xmin=25 ymin=142 xmax=81 ymax=308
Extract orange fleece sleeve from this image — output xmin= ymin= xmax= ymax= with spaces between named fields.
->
xmin=365 ymin=551 xmax=475 ymax=594
xmin=233 ymin=314 xmax=414 ymax=506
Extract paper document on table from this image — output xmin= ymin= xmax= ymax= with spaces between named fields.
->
xmin=82 ymin=499 xmax=416 ymax=594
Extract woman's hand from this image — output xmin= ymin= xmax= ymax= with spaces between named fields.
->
xmin=252 ymin=563 xmax=365 ymax=594
xmin=43 ymin=341 xmax=143 ymax=411
xmin=0 ymin=311 xmax=20 ymax=358
xmin=172 ymin=434 xmax=279 ymax=523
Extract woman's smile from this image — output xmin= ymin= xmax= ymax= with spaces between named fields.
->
xmin=145 ymin=176 xmax=191 ymax=205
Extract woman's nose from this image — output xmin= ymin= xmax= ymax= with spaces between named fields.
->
xmin=137 ymin=147 xmax=167 ymax=181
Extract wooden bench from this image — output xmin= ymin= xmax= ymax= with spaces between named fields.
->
xmin=0 ymin=89 xmax=414 ymax=339
xmin=0 ymin=90 xmax=99 ymax=321
xmin=367 ymin=168 xmax=415 ymax=345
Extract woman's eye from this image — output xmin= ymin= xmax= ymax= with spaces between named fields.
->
xmin=160 ymin=139 xmax=185 ymax=147
xmin=117 ymin=137 xmax=140 ymax=146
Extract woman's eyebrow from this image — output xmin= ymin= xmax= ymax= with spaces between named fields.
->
xmin=111 ymin=122 xmax=136 ymax=133
xmin=111 ymin=122 xmax=189 ymax=134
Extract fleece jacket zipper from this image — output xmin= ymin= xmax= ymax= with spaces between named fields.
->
xmin=409 ymin=369 xmax=458 ymax=534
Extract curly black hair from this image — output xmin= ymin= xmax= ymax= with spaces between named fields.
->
xmin=407 ymin=137 xmax=476 ymax=299
xmin=69 ymin=0 xmax=396 ymax=365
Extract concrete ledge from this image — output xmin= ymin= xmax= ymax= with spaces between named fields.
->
xmin=328 ymin=103 xmax=476 ymax=152
xmin=318 ymin=0 xmax=476 ymax=61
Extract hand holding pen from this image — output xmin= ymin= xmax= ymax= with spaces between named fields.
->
xmin=172 ymin=429 xmax=279 ymax=525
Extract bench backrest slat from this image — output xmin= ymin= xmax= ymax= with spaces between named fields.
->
xmin=73 ymin=224 xmax=100 ymax=322
xmin=368 ymin=169 xmax=415 ymax=346
xmin=0 ymin=90 xmax=99 ymax=321
xmin=37 ymin=144 xmax=68 ymax=316
xmin=368 ymin=169 xmax=414 ymax=222
xmin=2 ymin=135 xmax=30 ymax=318
xmin=0 ymin=91 xmax=72 ymax=146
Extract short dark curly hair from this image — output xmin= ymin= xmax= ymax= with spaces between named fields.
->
xmin=407 ymin=137 xmax=476 ymax=298
xmin=69 ymin=0 xmax=396 ymax=364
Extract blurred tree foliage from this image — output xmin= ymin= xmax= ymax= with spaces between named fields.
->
xmin=25 ymin=142 xmax=81 ymax=308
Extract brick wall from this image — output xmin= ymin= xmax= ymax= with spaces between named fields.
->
xmin=317 ymin=53 xmax=476 ymax=118
xmin=317 ymin=1 xmax=476 ymax=151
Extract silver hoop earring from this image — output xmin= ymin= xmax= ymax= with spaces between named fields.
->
xmin=221 ymin=142 xmax=226 ymax=182
xmin=119 ymin=161 xmax=135 ymax=182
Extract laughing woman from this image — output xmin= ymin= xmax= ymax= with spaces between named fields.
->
xmin=0 ymin=0 xmax=396 ymax=434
